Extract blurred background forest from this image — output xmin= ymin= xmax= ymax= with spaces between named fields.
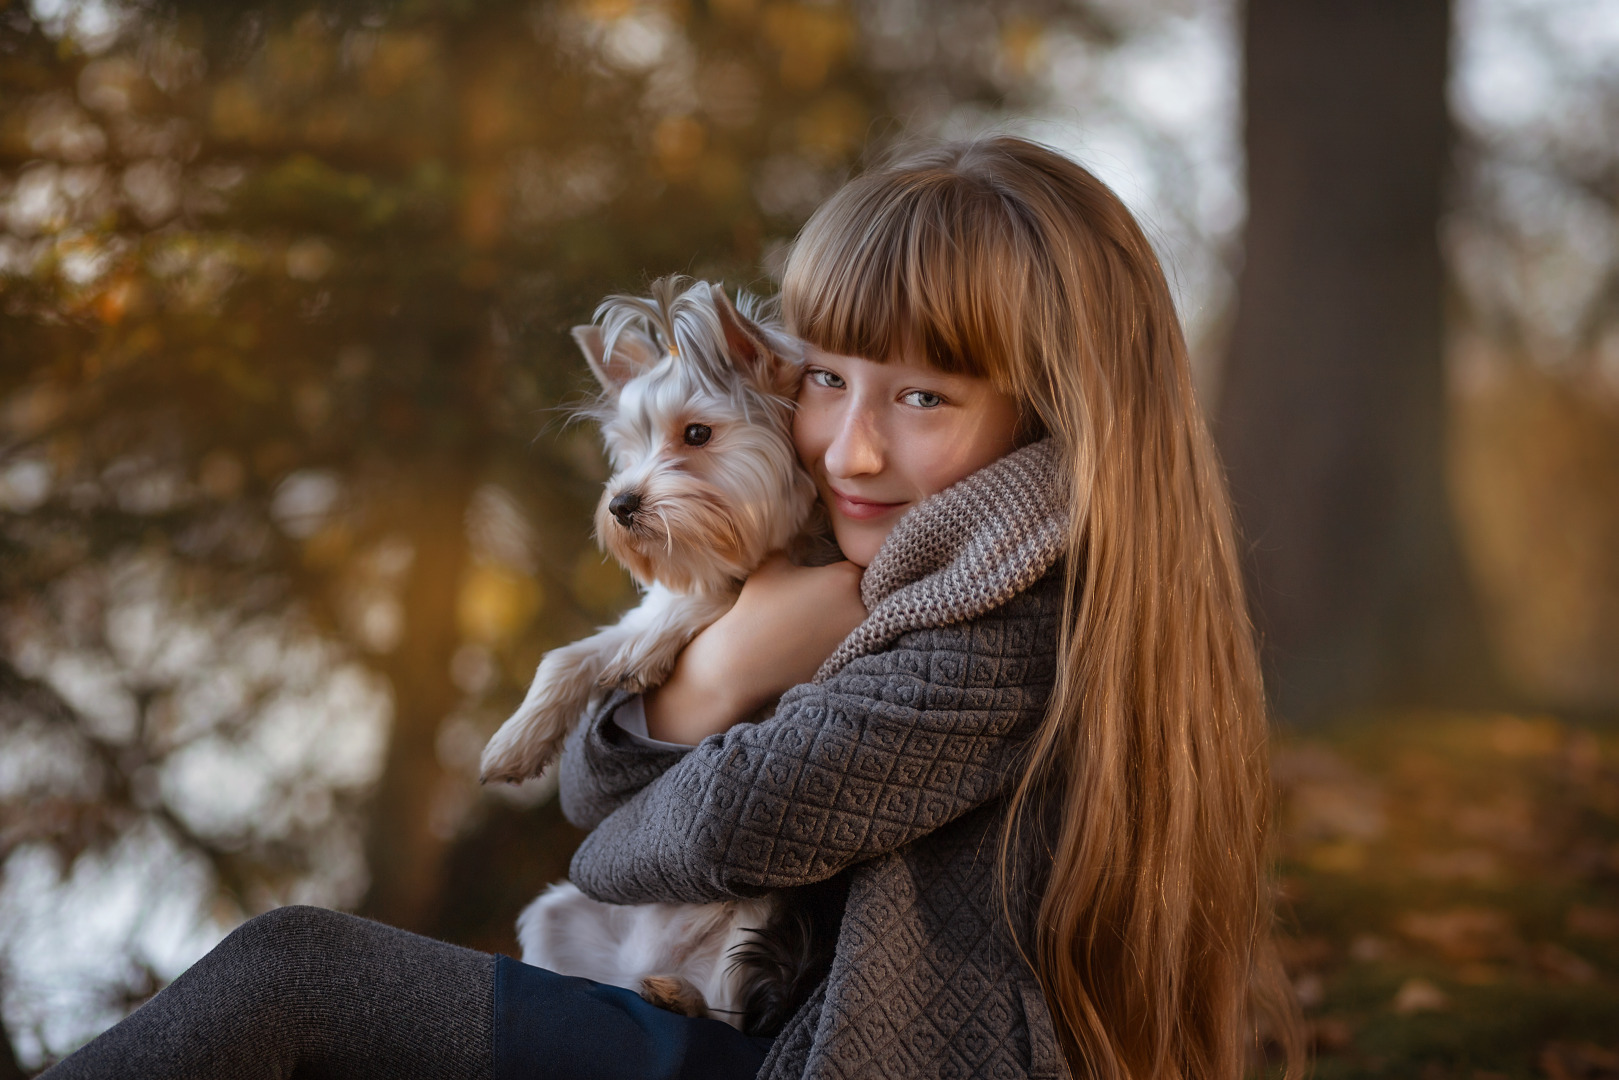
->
xmin=1 ymin=0 xmax=1616 ymax=1074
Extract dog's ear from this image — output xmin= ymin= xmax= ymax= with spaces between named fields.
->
xmin=573 ymin=324 xmax=660 ymax=395
xmin=710 ymin=283 xmax=800 ymax=397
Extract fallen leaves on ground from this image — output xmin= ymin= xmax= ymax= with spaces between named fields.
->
xmin=1272 ymin=712 xmax=1619 ymax=1079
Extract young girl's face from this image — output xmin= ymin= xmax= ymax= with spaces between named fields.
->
xmin=793 ymin=345 xmax=1023 ymax=567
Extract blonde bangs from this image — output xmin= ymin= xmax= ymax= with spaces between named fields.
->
xmin=780 ymin=166 xmax=1031 ymax=393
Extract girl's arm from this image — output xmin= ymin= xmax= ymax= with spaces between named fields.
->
xmin=555 ymin=690 xmax=689 ymax=831
xmin=555 ymin=555 xmax=866 ymax=831
xmin=642 ymin=555 xmax=867 ymax=744
xmin=566 ymin=572 xmax=1062 ymax=905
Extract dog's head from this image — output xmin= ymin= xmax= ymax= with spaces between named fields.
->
xmin=576 ymin=277 xmax=817 ymax=593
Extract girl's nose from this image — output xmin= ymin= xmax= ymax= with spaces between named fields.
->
xmin=824 ymin=403 xmax=884 ymax=479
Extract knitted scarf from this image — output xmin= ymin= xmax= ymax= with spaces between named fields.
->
xmin=816 ymin=437 xmax=1068 ymax=681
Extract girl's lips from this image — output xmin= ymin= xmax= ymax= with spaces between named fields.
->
xmin=828 ymin=487 xmax=907 ymax=522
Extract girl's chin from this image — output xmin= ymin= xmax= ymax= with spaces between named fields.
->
xmin=831 ymin=516 xmax=898 ymax=569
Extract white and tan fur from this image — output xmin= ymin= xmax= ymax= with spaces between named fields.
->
xmin=479 ymin=276 xmax=817 ymax=1028
xmin=517 ymin=884 xmax=779 ymax=1024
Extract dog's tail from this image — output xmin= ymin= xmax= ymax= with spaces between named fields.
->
xmin=729 ymin=878 xmax=847 ymax=1037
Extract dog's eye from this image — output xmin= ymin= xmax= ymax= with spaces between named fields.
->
xmin=683 ymin=423 xmax=712 ymax=446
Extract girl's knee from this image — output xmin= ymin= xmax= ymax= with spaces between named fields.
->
xmin=218 ymin=905 xmax=371 ymax=973
xmin=229 ymin=903 xmax=342 ymax=942
xmin=204 ymin=907 xmax=369 ymax=1029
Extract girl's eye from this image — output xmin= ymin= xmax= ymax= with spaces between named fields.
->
xmin=809 ymin=368 xmax=845 ymax=389
xmin=903 ymin=390 xmax=945 ymax=409
xmin=683 ymin=423 xmax=712 ymax=446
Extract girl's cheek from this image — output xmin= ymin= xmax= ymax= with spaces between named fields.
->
xmin=791 ymin=398 xmax=829 ymax=473
xmin=896 ymin=413 xmax=1015 ymax=496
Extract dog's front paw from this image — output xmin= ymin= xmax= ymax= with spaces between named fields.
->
xmin=481 ymin=646 xmax=604 ymax=783
xmin=639 ymin=975 xmax=709 ymax=1018
xmin=479 ymin=704 xmax=570 ymax=784
xmin=479 ymin=731 xmax=556 ymax=785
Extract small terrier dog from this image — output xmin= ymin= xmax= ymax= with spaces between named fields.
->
xmin=480 ymin=276 xmax=828 ymax=1033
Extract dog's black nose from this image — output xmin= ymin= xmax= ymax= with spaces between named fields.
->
xmin=608 ymin=492 xmax=641 ymax=526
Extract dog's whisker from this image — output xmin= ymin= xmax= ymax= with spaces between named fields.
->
xmin=655 ymin=506 xmax=674 ymax=557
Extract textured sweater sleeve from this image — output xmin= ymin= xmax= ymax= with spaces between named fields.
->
xmin=556 ymin=689 xmax=691 ymax=831
xmin=567 ymin=575 xmax=1060 ymax=905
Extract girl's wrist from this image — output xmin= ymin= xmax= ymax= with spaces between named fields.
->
xmin=639 ymin=557 xmax=865 ymax=743
xmin=642 ymin=622 xmax=755 ymax=742
xmin=641 ymin=682 xmax=749 ymax=744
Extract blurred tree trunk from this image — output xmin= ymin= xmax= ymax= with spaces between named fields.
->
xmin=360 ymin=478 xmax=471 ymax=931
xmin=1217 ymin=0 xmax=1499 ymax=724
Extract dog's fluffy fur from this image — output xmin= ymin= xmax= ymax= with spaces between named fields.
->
xmin=516 ymin=885 xmax=780 ymax=1025
xmin=479 ymin=276 xmax=824 ymax=1032
xmin=479 ymin=277 xmax=815 ymax=782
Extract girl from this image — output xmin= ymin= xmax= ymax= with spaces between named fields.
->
xmin=42 ymin=136 xmax=1305 ymax=1080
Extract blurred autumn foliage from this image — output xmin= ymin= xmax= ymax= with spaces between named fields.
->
xmin=2 ymin=0 xmax=1617 ymax=1074
xmin=1451 ymin=366 xmax=1619 ymax=706
xmin=0 ymin=0 xmax=1132 ymax=1067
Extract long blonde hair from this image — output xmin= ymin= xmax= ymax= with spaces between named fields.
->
xmin=780 ymin=136 xmax=1306 ymax=1080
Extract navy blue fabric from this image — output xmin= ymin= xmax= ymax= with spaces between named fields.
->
xmin=493 ymin=955 xmax=772 ymax=1080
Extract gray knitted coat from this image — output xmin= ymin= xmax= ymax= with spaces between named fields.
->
xmin=558 ymin=439 xmax=1073 ymax=1080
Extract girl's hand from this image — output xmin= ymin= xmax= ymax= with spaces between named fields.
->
xmin=643 ymin=555 xmax=867 ymax=744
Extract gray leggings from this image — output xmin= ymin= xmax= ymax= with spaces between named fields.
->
xmin=40 ymin=905 xmax=493 ymax=1080
xmin=39 ymin=905 xmax=773 ymax=1080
